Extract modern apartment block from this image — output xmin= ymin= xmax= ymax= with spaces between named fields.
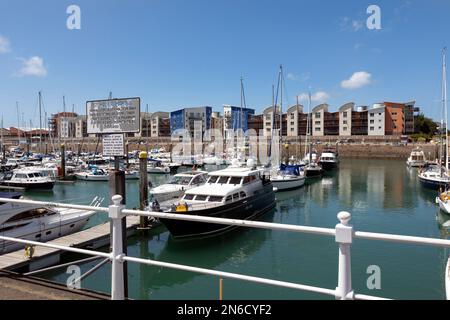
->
xmin=263 ymin=106 xmax=287 ymax=137
xmin=312 ymin=104 xmax=328 ymax=137
xmin=351 ymin=106 xmax=369 ymax=135
xmin=339 ymin=103 xmax=354 ymax=136
xmin=170 ymin=106 xmax=213 ymax=138
xmin=286 ymin=104 xmax=307 ymax=136
xmin=368 ymin=104 xmax=386 ymax=136
xmin=223 ymin=105 xmax=255 ymax=138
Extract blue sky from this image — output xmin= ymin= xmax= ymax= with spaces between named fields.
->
xmin=0 ymin=0 xmax=449 ymax=128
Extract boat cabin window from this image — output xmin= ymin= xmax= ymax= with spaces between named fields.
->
xmin=15 ymin=174 xmax=28 ymax=179
xmin=240 ymin=191 xmax=246 ymax=198
xmin=5 ymin=208 xmax=56 ymax=223
xmin=191 ymin=176 xmax=205 ymax=186
xmin=218 ymin=176 xmax=229 ymax=184
xmin=229 ymin=177 xmax=242 ymax=185
xmin=207 ymin=176 xmax=219 ymax=183
xmin=169 ymin=176 xmax=191 ymax=185
xmin=208 ymin=196 xmax=223 ymax=202
xmin=243 ymin=175 xmax=256 ymax=184
xmin=184 ymin=194 xmax=195 ymax=200
xmin=232 ymin=193 xmax=239 ymax=201
xmin=195 ymin=195 xmax=208 ymax=201
xmin=225 ymin=195 xmax=232 ymax=203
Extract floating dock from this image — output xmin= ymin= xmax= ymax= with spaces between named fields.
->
xmin=0 ymin=216 xmax=144 ymax=272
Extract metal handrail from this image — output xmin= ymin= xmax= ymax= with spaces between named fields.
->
xmin=0 ymin=196 xmax=448 ymax=300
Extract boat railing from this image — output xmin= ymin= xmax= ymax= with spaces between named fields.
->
xmin=0 ymin=195 xmax=449 ymax=300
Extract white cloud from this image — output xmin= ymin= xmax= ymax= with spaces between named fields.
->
xmin=0 ymin=35 xmax=11 ymax=53
xmin=352 ymin=20 xmax=364 ymax=31
xmin=287 ymin=73 xmax=298 ymax=81
xmin=341 ymin=71 xmax=372 ymax=89
xmin=340 ymin=17 xmax=364 ymax=32
xmin=297 ymin=91 xmax=330 ymax=104
xmin=16 ymin=56 xmax=48 ymax=77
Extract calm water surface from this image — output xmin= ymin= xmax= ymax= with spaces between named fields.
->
xmin=26 ymin=159 xmax=450 ymax=300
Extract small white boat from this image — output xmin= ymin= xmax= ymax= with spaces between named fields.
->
xmin=147 ymin=160 xmax=171 ymax=174
xmin=419 ymin=164 xmax=450 ymax=190
xmin=270 ymin=164 xmax=306 ymax=191
xmin=319 ymin=151 xmax=339 ymax=171
xmin=76 ymin=168 xmax=140 ymax=181
xmin=150 ymin=171 xmax=208 ymax=203
xmin=407 ymin=148 xmax=427 ymax=167
xmin=0 ymin=194 xmax=102 ymax=254
xmin=0 ymin=169 xmax=55 ymax=190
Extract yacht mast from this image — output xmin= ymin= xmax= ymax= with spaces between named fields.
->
xmin=1 ymin=115 xmax=3 ymax=158
xmin=16 ymin=101 xmax=20 ymax=145
xmin=308 ymin=92 xmax=312 ymax=165
xmin=279 ymin=65 xmax=283 ymax=165
xmin=443 ymin=47 xmax=448 ymax=171
xmin=39 ymin=91 xmax=43 ymax=154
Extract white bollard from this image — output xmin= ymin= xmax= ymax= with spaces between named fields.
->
xmin=335 ymin=211 xmax=354 ymax=300
xmin=109 ymin=194 xmax=125 ymax=300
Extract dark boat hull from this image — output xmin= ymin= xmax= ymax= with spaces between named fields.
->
xmin=160 ymin=185 xmax=275 ymax=238
xmin=0 ymin=181 xmax=55 ymax=190
xmin=305 ymin=168 xmax=323 ymax=178
xmin=418 ymin=176 xmax=450 ymax=190
xmin=318 ymin=161 xmax=338 ymax=171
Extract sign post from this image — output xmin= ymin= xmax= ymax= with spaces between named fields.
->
xmin=86 ymin=97 xmax=141 ymax=299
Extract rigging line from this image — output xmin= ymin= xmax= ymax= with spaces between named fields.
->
xmin=268 ymin=67 xmax=282 ymax=160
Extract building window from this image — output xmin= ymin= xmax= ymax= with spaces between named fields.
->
xmin=315 ymin=127 xmax=321 ymax=131
xmin=370 ymin=113 xmax=375 ymax=117
xmin=290 ymin=113 xmax=295 ymax=119
xmin=370 ymin=120 xmax=374 ymax=124
xmin=290 ymin=122 xmax=294 ymax=125
xmin=315 ymin=121 xmax=321 ymax=125
xmin=378 ymin=126 xmax=382 ymax=130
xmin=315 ymin=113 xmax=321 ymax=119
xmin=290 ymin=128 xmax=294 ymax=131
xmin=370 ymin=127 xmax=374 ymax=131
xmin=265 ymin=114 xmax=270 ymax=120
xmin=343 ymin=112 xmax=348 ymax=118
xmin=343 ymin=127 xmax=347 ymax=131
xmin=343 ymin=120 xmax=347 ymax=125
xmin=379 ymin=113 xmax=382 ymax=116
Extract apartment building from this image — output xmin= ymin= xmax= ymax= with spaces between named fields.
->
xmin=312 ymin=104 xmax=328 ymax=137
xmin=170 ymin=106 xmax=213 ymax=138
xmin=368 ymin=104 xmax=386 ymax=136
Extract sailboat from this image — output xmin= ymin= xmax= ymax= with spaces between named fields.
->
xmin=423 ymin=48 xmax=450 ymax=190
xmin=436 ymin=48 xmax=450 ymax=213
xmin=304 ymin=92 xmax=323 ymax=178
xmin=269 ymin=66 xmax=306 ymax=191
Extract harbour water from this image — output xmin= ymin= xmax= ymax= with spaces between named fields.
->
xmin=27 ymin=159 xmax=450 ymax=300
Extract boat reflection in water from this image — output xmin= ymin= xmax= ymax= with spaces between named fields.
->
xmin=130 ymin=210 xmax=275 ymax=297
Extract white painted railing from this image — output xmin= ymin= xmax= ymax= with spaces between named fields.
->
xmin=0 ymin=196 xmax=449 ymax=300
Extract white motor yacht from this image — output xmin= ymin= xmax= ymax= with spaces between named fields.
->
xmin=0 ymin=194 xmax=102 ymax=254
xmin=159 ymin=160 xmax=276 ymax=238
xmin=406 ymin=148 xmax=427 ymax=167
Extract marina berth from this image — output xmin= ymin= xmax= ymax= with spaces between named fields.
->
xmin=159 ymin=163 xmax=276 ymax=238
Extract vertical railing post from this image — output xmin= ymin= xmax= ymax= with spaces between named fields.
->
xmin=335 ymin=211 xmax=354 ymax=300
xmin=109 ymin=195 xmax=125 ymax=300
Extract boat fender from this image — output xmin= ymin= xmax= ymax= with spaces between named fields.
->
xmin=24 ymin=245 xmax=35 ymax=259
xmin=176 ymin=203 xmax=189 ymax=212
